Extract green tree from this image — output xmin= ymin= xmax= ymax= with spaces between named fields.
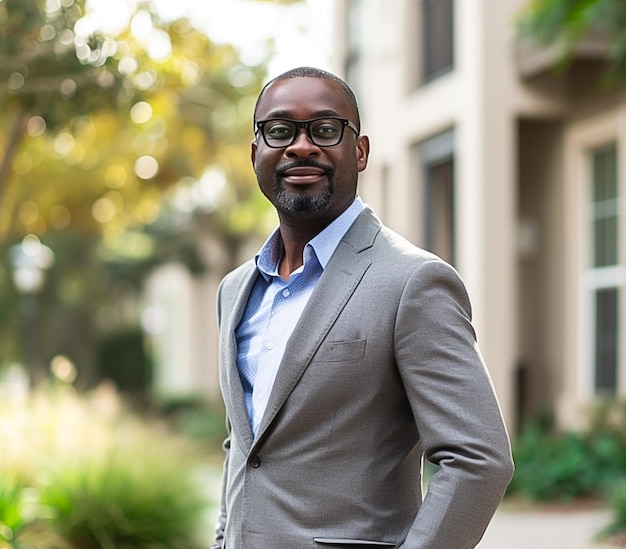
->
xmin=0 ymin=0 xmax=272 ymax=385
xmin=517 ymin=0 xmax=626 ymax=80
xmin=0 ymin=0 xmax=267 ymax=239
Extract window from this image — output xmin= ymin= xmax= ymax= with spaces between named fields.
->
xmin=588 ymin=143 xmax=620 ymax=395
xmin=422 ymin=0 xmax=454 ymax=83
xmin=419 ymin=130 xmax=455 ymax=264
xmin=345 ymin=0 xmax=364 ymax=98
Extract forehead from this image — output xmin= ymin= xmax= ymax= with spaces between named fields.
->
xmin=256 ymin=77 xmax=355 ymax=121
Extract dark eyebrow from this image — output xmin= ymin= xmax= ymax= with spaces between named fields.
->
xmin=262 ymin=109 xmax=342 ymax=120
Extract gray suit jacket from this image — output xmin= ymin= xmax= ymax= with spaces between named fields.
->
xmin=213 ymin=207 xmax=513 ymax=549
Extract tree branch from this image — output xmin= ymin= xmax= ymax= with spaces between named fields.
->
xmin=0 ymin=110 xmax=27 ymax=241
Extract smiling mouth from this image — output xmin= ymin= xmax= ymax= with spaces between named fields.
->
xmin=280 ymin=166 xmax=328 ymax=185
xmin=278 ymin=166 xmax=331 ymax=186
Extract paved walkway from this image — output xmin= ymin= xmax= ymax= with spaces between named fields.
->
xmin=478 ymin=503 xmax=615 ymax=548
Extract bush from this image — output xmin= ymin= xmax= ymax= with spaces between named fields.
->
xmin=0 ymin=477 xmax=31 ymax=546
xmin=509 ymin=400 xmax=626 ymax=502
xmin=157 ymin=396 xmax=227 ymax=452
xmin=604 ymin=479 xmax=626 ymax=536
xmin=0 ymin=383 xmax=212 ymax=548
xmin=508 ymin=428 xmax=593 ymax=500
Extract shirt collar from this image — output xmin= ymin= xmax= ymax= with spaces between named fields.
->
xmin=255 ymin=196 xmax=365 ymax=280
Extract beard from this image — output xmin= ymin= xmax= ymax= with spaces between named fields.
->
xmin=274 ymin=182 xmax=333 ymax=215
xmin=272 ymin=176 xmax=334 ymax=216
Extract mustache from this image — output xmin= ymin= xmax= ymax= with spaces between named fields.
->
xmin=275 ymin=160 xmax=335 ymax=178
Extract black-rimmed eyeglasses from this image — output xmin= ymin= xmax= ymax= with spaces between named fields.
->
xmin=255 ymin=117 xmax=359 ymax=148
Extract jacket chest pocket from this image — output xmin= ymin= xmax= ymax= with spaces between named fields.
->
xmin=313 ymin=339 xmax=366 ymax=363
xmin=314 ymin=538 xmax=395 ymax=547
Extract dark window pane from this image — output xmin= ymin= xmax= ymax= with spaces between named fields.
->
xmin=345 ymin=0 xmax=364 ymax=98
xmin=593 ymin=145 xmax=617 ymax=202
xmin=594 ymin=217 xmax=618 ymax=267
xmin=591 ymin=144 xmax=618 ymax=267
xmin=595 ymin=288 xmax=619 ymax=395
xmin=425 ymin=159 xmax=455 ymax=263
xmin=419 ymin=130 xmax=455 ymax=264
xmin=422 ymin=0 xmax=454 ymax=82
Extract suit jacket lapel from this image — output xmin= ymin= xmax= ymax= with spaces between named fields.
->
xmin=253 ymin=208 xmax=381 ymax=443
xmin=222 ymin=261 xmax=259 ymax=450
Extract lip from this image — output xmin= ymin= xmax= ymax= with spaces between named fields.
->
xmin=280 ymin=166 xmax=328 ymax=185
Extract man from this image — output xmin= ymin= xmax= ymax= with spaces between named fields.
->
xmin=212 ymin=66 xmax=513 ymax=549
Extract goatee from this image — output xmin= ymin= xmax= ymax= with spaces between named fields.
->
xmin=273 ymin=180 xmax=334 ymax=216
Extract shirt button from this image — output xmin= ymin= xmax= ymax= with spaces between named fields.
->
xmin=265 ymin=341 xmax=274 ymax=350
xmin=249 ymin=455 xmax=261 ymax=468
xmin=282 ymin=289 xmax=290 ymax=297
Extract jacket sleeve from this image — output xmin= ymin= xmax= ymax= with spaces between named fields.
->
xmin=395 ymin=259 xmax=514 ymax=548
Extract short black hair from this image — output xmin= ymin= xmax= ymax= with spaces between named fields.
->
xmin=253 ymin=66 xmax=361 ymax=133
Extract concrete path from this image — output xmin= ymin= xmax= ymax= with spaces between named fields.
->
xmin=478 ymin=503 xmax=615 ymax=548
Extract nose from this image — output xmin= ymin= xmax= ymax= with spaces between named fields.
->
xmin=285 ymin=128 xmax=319 ymax=156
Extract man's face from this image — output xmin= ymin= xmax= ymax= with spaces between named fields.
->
xmin=251 ymin=77 xmax=369 ymax=222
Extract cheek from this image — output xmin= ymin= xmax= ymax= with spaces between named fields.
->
xmin=254 ymin=146 xmax=280 ymax=168
xmin=254 ymin=155 xmax=270 ymax=177
xmin=253 ymin=153 xmax=279 ymax=190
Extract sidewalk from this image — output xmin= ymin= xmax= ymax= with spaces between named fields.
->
xmin=478 ymin=502 xmax=616 ymax=548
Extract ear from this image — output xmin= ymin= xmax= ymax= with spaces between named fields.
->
xmin=356 ymin=135 xmax=370 ymax=172
xmin=251 ymin=139 xmax=258 ymax=168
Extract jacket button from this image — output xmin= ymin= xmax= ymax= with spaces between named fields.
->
xmin=249 ymin=455 xmax=261 ymax=468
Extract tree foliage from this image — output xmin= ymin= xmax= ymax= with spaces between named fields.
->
xmin=517 ymin=0 xmax=626 ymax=80
xmin=0 ymin=0 xmax=268 ymax=240
xmin=0 ymin=0 xmax=275 ymax=384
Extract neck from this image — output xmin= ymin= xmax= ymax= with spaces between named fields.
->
xmin=277 ymin=220 xmax=325 ymax=280
xmin=274 ymin=197 xmax=356 ymax=279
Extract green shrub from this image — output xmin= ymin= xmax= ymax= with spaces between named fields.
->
xmin=0 ymin=478 xmax=29 ymax=546
xmin=158 ymin=397 xmax=227 ymax=451
xmin=604 ymin=479 xmax=626 ymax=536
xmin=509 ymin=400 xmax=626 ymax=502
xmin=508 ymin=427 xmax=594 ymax=500
xmin=586 ymin=400 xmax=626 ymax=472
xmin=0 ymin=384 xmax=212 ymax=549
xmin=40 ymin=454 xmax=208 ymax=548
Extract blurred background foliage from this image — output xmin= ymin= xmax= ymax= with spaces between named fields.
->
xmin=517 ymin=0 xmax=626 ymax=81
xmin=508 ymin=399 xmax=626 ymax=540
xmin=0 ymin=383 xmax=216 ymax=548
xmin=0 ymin=0 xmax=276 ymax=387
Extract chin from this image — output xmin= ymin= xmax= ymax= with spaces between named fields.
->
xmin=277 ymin=192 xmax=333 ymax=216
xmin=274 ymin=182 xmax=334 ymax=216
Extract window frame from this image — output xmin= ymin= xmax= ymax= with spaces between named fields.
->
xmin=583 ymin=142 xmax=623 ymax=397
xmin=418 ymin=129 xmax=456 ymax=264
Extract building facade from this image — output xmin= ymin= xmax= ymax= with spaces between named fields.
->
xmin=331 ymin=0 xmax=626 ymax=433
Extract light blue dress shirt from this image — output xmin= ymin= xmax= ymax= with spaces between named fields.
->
xmin=236 ymin=197 xmax=365 ymax=436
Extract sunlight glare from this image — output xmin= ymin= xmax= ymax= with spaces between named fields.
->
xmin=86 ymin=0 xmax=333 ymax=76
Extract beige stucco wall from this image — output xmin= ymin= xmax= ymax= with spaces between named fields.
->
xmin=331 ymin=0 xmax=626 ymax=433
xmin=331 ymin=0 xmax=531 ymax=432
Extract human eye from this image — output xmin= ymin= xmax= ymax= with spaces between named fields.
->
xmin=264 ymin=121 xmax=295 ymax=141
xmin=311 ymin=119 xmax=341 ymax=139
